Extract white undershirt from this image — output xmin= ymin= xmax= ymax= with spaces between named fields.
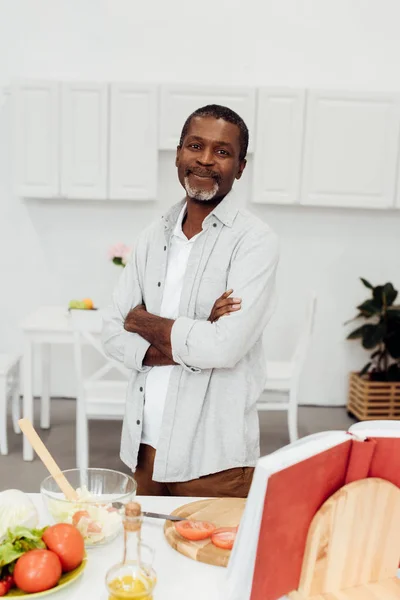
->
xmin=141 ymin=204 xmax=203 ymax=449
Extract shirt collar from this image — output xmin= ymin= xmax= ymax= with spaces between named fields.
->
xmin=172 ymin=203 xmax=188 ymax=239
xmin=162 ymin=186 xmax=240 ymax=232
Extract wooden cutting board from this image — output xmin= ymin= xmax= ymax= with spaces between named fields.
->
xmin=164 ymin=497 xmax=246 ymax=567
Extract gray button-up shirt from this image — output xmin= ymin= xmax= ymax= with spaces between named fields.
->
xmin=101 ymin=189 xmax=279 ymax=482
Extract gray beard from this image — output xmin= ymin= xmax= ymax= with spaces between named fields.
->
xmin=184 ymin=176 xmax=219 ymax=202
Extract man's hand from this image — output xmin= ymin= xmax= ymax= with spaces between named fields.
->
xmin=143 ymin=345 xmax=177 ymax=367
xmin=123 ymin=305 xmax=174 ymax=359
xmin=124 ymin=304 xmax=146 ymax=333
xmin=208 ymin=289 xmax=242 ymax=323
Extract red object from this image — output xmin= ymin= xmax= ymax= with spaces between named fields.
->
xmin=72 ymin=510 xmax=91 ymax=526
xmin=0 ymin=581 xmax=8 ymax=596
xmin=211 ymin=527 xmax=238 ymax=550
xmin=174 ymin=520 xmax=216 ymax=541
xmin=14 ymin=549 xmax=62 ymax=593
xmin=42 ymin=523 xmax=85 ymax=572
xmin=249 ymin=435 xmax=400 ymax=600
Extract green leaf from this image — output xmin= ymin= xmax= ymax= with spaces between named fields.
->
xmin=362 ymin=322 xmax=385 ymax=349
xmin=372 ymin=287 xmax=384 ymax=309
xmin=347 ymin=324 xmax=369 ymax=340
xmin=388 ymin=308 xmax=400 ymax=320
xmin=386 ymin=328 xmax=400 ymax=359
xmin=112 ymin=257 xmax=124 ymax=267
xmin=357 ymin=299 xmax=381 ymax=317
xmin=382 ymin=283 xmax=398 ymax=307
xmin=344 ymin=313 xmax=364 ymax=326
xmin=359 ymin=362 xmax=372 ymax=376
xmin=0 ymin=526 xmax=47 ymax=569
xmin=360 ymin=278 xmax=373 ymax=289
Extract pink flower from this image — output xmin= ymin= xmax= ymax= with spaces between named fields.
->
xmin=108 ymin=243 xmax=132 ymax=267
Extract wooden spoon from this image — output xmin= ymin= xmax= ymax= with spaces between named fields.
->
xmin=18 ymin=418 xmax=78 ymax=501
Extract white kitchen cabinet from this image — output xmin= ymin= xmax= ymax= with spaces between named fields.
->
xmin=61 ymin=83 xmax=108 ymax=199
xmin=13 ymin=81 xmax=60 ymax=198
xmin=109 ymin=84 xmax=158 ymax=200
xmin=252 ymin=88 xmax=305 ymax=205
xmin=301 ymin=90 xmax=400 ymax=209
xmin=159 ymin=84 xmax=256 ymax=153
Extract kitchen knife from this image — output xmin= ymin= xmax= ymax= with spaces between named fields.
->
xmin=112 ymin=502 xmax=186 ymax=521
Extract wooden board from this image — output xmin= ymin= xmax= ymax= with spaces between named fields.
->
xmin=164 ymin=498 xmax=246 ymax=567
xmin=288 ymin=478 xmax=400 ymax=600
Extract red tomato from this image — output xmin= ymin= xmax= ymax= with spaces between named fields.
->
xmin=42 ymin=523 xmax=85 ymax=572
xmin=0 ymin=581 xmax=8 ymax=596
xmin=13 ymin=549 xmax=62 ymax=593
xmin=174 ymin=519 xmax=216 ymax=541
xmin=211 ymin=526 xmax=238 ymax=550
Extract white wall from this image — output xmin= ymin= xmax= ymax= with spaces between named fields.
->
xmin=1 ymin=0 xmax=400 ymax=405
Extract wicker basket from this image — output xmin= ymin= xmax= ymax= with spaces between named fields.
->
xmin=347 ymin=371 xmax=400 ymax=420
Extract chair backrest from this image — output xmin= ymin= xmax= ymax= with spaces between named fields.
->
xmin=69 ymin=309 xmax=130 ymax=389
xmin=291 ymin=291 xmax=317 ymax=380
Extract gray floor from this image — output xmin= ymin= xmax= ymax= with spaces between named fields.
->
xmin=0 ymin=398 xmax=356 ymax=492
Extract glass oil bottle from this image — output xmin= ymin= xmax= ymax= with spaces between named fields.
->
xmin=105 ymin=502 xmax=157 ymax=600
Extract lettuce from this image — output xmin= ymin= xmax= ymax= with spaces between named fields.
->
xmin=0 ymin=526 xmax=47 ymax=577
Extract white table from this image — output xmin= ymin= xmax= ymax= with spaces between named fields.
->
xmin=21 ymin=307 xmax=74 ymax=461
xmin=30 ymin=494 xmax=227 ymax=600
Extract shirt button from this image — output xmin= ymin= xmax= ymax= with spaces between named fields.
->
xmin=136 ymin=420 xmax=141 ymax=425
xmin=164 ymin=246 xmax=167 ymax=251
xmin=139 ymin=387 xmax=143 ymax=392
xmin=213 ymin=223 xmax=217 ymax=228
xmin=158 ymin=282 xmax=161 ymax=287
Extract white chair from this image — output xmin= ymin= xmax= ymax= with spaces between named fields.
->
xmin=0 ymin=353 xmax=22 ymax=455
xmin=257 ymin=291 xmax=317 ymax=443
xmin=69 ymin=310 xmax=130 ymax=470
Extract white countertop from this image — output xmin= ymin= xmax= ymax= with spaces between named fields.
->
xmin=30 ymin=494 xmax=226 ymax=600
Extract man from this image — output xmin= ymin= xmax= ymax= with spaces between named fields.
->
xmin=102 ymin=104 xmax=279 ymax=497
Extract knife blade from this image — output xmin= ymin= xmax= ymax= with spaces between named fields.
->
xmin=111 ymin=502 xmax=186 ymax=522
xmin=142 ymin=511 xmax=186 ymax=522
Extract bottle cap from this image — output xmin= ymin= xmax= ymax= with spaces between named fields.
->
xmin=125 ymin=502 xmax=141 ymax=517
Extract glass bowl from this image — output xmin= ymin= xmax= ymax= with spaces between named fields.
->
xmin=40 ymin=468 xmax=137 ymax=548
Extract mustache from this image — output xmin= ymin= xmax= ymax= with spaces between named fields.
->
xmin=185 ymin=167 xmax=221 ymax=183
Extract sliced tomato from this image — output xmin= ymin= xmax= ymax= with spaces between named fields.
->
xmin=174 ymin=519 xmax=216 ymax=541
xmin=211 ymin=526 xmax=238 ymax=550
xmin=72 ymin=510 xmax=102 ymax=534
xmin=72 ymin=510 xmax=90 ymax=526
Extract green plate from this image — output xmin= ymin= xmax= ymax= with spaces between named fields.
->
xmin=7 ymin=559 xmax=87 ymax=598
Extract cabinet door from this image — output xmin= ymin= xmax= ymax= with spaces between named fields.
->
xmin=159 ymin=84 xmax=256 ymax=153
xmin=109 ymin=84 xmax=158 ymax=200
xmin=252 ymin=88 xmax=305 ymax=205
xmin=61 ymin=83 xmax=108 ymax=199
xmin=301 ymin=90 xmax=400 ymax=209
xmin=13 ymin=81 xmax=60 ymax=198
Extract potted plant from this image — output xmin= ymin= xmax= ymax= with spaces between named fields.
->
xmin=346 ymin=278 xmax=400 ymax=420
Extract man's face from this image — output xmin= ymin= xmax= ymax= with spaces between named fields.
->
xmin=176 ymin=116 xmax=247 ymax=202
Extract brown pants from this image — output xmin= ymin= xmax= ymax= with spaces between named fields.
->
xmin=134 ymin=444 xmax=254 ymax=497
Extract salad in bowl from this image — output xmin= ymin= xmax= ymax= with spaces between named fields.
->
xmin=40 ymin=468 xmax=137 ymax=547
